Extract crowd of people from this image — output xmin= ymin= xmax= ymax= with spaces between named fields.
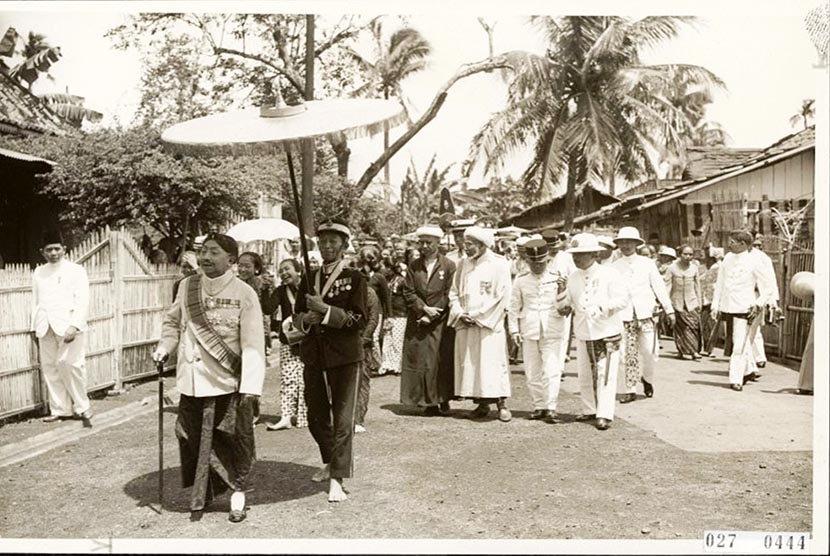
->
xmin=23 ymin=215 xmax=799 ymax=523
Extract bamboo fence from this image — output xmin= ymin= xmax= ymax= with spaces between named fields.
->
xmin=0 ymin=228 xmax=178 ymax=419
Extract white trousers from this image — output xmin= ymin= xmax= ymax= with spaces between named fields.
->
xmin=521 ymin=336 xmax=564 ymax=411
xmin=728 ymin=317 xmax=758 ymax=385
xmin=576 ymin=339 xmax=619 ymax=421
xmin=619 ymin=324 xmax=658 ymax=394
xmin=752 ymin=326 xmax=767 ymax=363
xmin=39 ymin=327 xmax=90 ymax=416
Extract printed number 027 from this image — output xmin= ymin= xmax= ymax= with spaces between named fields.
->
xmin=705 ymin=533 xmax=736 ymax=548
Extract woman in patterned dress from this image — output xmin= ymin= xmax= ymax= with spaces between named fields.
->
xmin=379 ymin=252 xmax=411 ymax=375
xmin=667 ymin=245 xmax=703 ymax=360
xmin=266 ymin=258 xmax=308 ymax=431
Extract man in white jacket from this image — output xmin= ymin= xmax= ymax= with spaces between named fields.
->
xmin=611 ymin=227 xmax=675 ymax=403
xmin=31 ymin=230 xmax=92 ymax=426
xmin=154 ymin=232 xmax=265 ymax=521
xmin=556 ymin=233 xmax=627 ymax=430
xmin=711 ymin=229 xmax=773 ymax=390
xmin=508 ymin=239 xmax=567 ymax=424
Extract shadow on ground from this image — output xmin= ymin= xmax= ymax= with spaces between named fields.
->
xmin=123 ymin=461 xmax=325 ymax=514
xmin=686 ymin=379 xmax=735 ymax=390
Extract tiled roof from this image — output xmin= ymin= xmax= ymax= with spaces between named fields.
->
xmin=682 ymin=147 xmax=763 ymax=180
xmin=0 ymin=72 xmax=75 ymax=136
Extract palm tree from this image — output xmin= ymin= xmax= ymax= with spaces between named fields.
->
xmin=2 ymin=29 xmax=62 ymax=90
xmin=467 ymin=16 xmax=724 ymax=228
xmin=399 ymin=154 xmax=457 ymax=229
xmin=345 ymin=19 xmax=431 ymax=187
xmin=789 ymin=99 xmax=815 ymax=130
xmin=39 ymin=91 xmax=103 ymax=128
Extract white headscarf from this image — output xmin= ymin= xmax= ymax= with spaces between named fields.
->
xmin=464 ymin=226 xmax=495 ymax=248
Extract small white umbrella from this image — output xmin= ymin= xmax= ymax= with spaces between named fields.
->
xmin=496 ymin=225 xmax=528 ymax=236
xmin=225 ymin=218 xmax=299 ymax=243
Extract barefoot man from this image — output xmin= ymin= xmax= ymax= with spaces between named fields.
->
xmin=294 ymin=217 xmax=368 ymax=502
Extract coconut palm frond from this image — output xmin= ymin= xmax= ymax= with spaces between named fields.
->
xmin=627 ymin=16 xmax=697 ymax=50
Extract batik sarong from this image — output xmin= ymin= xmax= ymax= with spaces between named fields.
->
xmin=175 ymin=393 xmax=256 ymax=511
xmin=622 ymin=318 xmax=655 ymax=388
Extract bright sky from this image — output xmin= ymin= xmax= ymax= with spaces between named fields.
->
xmin=0 ymin=0 xmax=823 ymax=196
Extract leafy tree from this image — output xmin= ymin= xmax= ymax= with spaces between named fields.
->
xmin=107 ymin=14 xmax=369 ymax=171
xmin=344 ymin=19 xmax=432 ymax=186
xmin=789 ymin=99 xmax=815 ymax=130
xmin=0 ymin=128 xmax=277 ymax=245
xmin=466 ymin=16 xmax=724 ymax=228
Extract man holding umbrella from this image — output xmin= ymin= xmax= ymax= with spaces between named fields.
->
xmin=153 ymin=233 xmax=265 ymax=522
xmin=294 ymin=217 xmax=368 ymax=503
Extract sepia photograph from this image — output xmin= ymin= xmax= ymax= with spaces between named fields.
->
xmin=0 ymin=0 xmax=827 ymax=553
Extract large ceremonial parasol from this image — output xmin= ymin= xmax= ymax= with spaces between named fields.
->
xmin=225 ymin=217 xmax=299 ymax=243
xmin=161 ymin=92 xmax=406 ymax=291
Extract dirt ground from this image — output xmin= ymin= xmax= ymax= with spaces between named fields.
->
xmin=0 ymin=352 xmax=812 ymax=540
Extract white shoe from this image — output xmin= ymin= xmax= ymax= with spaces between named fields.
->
xmin=354 ymin=424 xmax=367 ymax=433
xmin=266 ymin=417 xmax=292 ymax=431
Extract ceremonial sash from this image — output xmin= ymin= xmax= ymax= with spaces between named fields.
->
xmin=185 ymin=275 xmax=242 ymax=377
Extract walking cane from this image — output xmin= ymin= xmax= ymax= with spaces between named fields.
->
xmin=157 ymin=358 xmax=165 ymax=512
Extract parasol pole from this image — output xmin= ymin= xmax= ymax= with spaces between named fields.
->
xmin=285 ymin=147 xmax=315 ymax=295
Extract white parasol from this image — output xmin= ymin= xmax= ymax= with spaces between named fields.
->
xmin=162 ymin=99 xmax=405 ymax=155
xmin=225 ymin=218 xmax=299 ymax=243
xmin=161 ymin=91 xmax=405 ymax=292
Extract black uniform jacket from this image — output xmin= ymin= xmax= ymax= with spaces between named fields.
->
xmin=295 ymin=265 xmax=368 ymax=370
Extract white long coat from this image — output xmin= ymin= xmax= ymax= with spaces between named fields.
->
xmin=448 ymin=249 xmax=512 ymax=398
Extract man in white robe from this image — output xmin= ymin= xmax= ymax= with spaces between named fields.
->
xmin=449 ymin=226 xmax=513 ymax=422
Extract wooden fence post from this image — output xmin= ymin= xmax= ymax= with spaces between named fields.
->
xmin=111 ymin=228 xmax=125 ymax=392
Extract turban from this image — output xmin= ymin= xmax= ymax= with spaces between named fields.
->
xmin=464 ymin=226 xmax=495 ymax=249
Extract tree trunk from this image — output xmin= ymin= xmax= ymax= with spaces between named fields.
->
xmin=356 ymin=53 xmax=517 ymax=194
xmin=330 ymin=135 xmax=350 ymax=178
xmin=301 ymin=14 xmax=315 ymax=233
xmin=563 ymin=153 xmax=578 ymax=232
xmin=383 ymin=88 xmax=391 ymax=192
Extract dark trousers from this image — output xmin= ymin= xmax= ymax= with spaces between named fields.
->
xmin=304 ymin=361 xmax=359 ymax=479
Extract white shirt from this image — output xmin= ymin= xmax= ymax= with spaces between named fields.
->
xmin=30 ymin=259 xmax=90 ymax=338
xmin=712 ymin=250 xmax=773 ymax=314
xmin=611 ymin=253 xmax=674 ymax=321
xmin=749 ymin=248 xmax=780 ymax=303
xmin=508 ymin=268 xmax=567 ymax=340
xmin=556 ymin=263 xmax=627 ymax=341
